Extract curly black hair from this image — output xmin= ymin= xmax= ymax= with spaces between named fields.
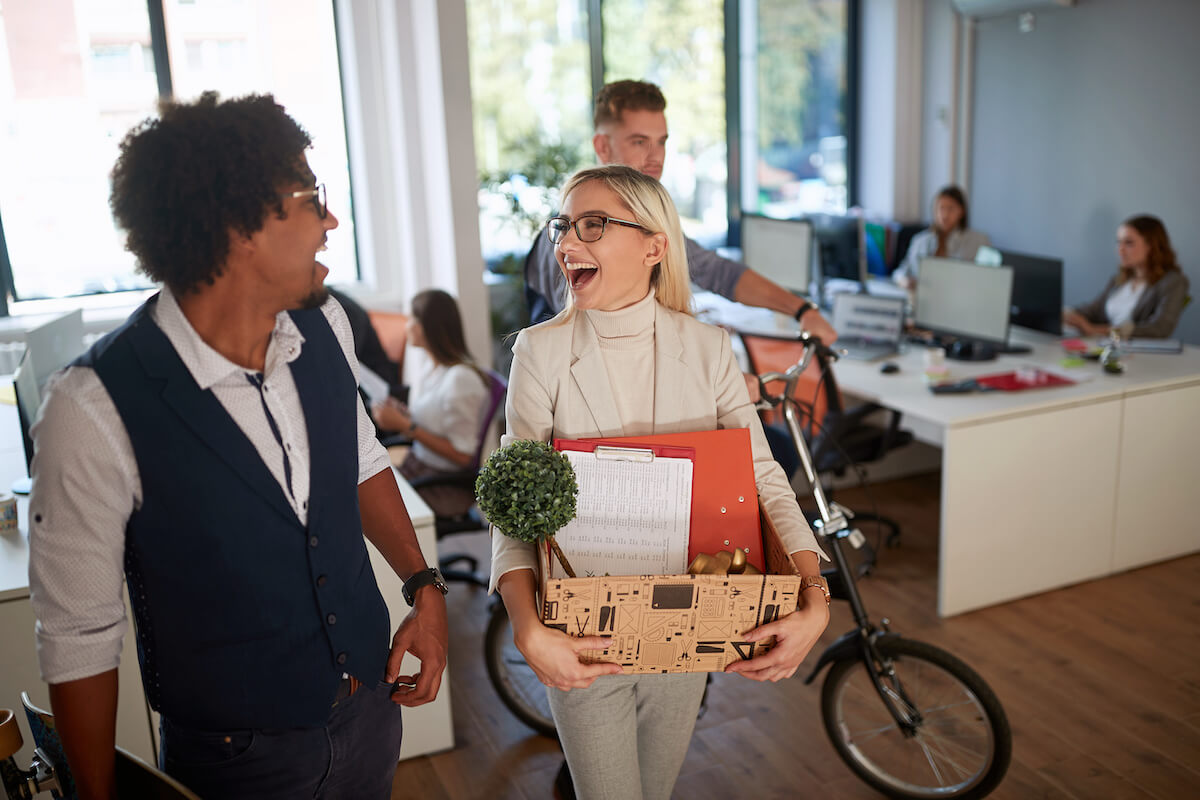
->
xmin=109 ymin=92 xmax=313 ymax=295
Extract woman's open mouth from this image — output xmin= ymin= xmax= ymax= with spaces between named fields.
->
xmin=568 ymin=265 xmax=598 ymax=291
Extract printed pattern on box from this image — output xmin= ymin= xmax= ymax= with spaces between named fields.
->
xmin=542 ymin=573 xmax=803 ymax=673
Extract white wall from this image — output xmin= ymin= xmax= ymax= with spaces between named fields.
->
xmin=334 ymin=0 xmax=491 ymax=367
xmin=919 ymin=1 xmax=957 ymax=210
xmin=858 ymin=0 xmax=924 ymax=221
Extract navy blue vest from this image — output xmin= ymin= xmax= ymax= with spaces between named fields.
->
xmin=80 ymin=296 xmax=389 ymax=730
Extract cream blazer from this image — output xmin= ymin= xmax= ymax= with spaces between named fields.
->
xmin=489 ymin=301 xmax=825 ymax=592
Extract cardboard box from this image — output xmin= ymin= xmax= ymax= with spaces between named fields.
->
xmin=538 ymin=499 xmax=801 ymax=673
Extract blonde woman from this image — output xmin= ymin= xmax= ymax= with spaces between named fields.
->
xmin=490 ymin=165 xmax=829 ymax=800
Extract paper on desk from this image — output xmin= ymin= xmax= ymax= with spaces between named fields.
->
xmin=357 ymin=364 xmax=391 ymax=406
xmin=550 ymin=450 xmax=692 ymax=579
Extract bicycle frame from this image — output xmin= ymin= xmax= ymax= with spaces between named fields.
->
xmin=757 ymin=336 xmax=924 ymax=734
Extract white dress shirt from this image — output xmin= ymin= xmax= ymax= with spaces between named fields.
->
xmin=28 ymin=289 xmax=391 ymax=684
xmin=409 ymin=362 xmax=491 ymax=471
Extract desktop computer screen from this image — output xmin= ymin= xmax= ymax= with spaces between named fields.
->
xmin=999 ymin=249 xmax=1063 ymax=335
xmin=25 ymin=308 xmax=85 ymax=392
xmin=740 ymin=214 xmax=813 ymax=295
xmin=809 ymin=214 xmax=866 ymax=286
xmin=915 ymin=257 xmax=1015 ymax=345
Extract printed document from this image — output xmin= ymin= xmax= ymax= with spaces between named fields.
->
xmin=550 ymin=449 xmax=692 ymax=579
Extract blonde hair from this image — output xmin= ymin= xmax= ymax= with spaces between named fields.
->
xmin=554 ymin=165 xmax=692 ymax=322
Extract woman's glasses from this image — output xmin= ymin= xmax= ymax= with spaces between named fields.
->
xmin=546 ymin=214 xmax=646 ymax=244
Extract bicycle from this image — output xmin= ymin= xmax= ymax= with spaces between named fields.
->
xmin=484 ymin=334 xmax=1012 ymax=798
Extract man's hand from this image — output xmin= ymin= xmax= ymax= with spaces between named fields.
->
xmin=798 ymin=307 xmax=837 ymax=344
xmin=385 ymin=585 xmax=449 ymax=706
xmin=358 ymin=469 xmax=450 ymax=706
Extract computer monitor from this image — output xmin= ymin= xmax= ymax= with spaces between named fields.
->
xmin=810 ymin=213 xmax=866 ymax=287
xmin=915 ymin=257 xmax=1015 ymax=346
xmin=999 ymin=249 xmax=1063 ymax=336
xmin=12 ymin=349 xmax=39 ymax=494
xmin=25 ymin=309 xmax=85 ymax=393
xmin=740 ymin=214 xmax=813 ymax=295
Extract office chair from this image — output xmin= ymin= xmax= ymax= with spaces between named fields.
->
xmin=739 ymin=333 xmax=912 ymax=547
xmin=2 ymin=693 xmax=199 ymax=800
xmin=401 ymin=369 xmax=507 ymax=588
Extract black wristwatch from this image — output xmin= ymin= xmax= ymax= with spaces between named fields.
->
xmin=402 ymin=567 xmax=449 ymax=606
xmin=794 ymin=300 xmax=818 ymax=322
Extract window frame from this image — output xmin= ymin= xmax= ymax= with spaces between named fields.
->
xmin=726 ymin=0 xmax=860 ymax=250
xmin=468 ymin=0 xmax=858 ymax=263
xmin=0 ymin=0 xmax=362 ymax=317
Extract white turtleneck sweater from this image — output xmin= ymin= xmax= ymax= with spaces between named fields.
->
xmin=584 ymin=289 xmax=657 ymax=438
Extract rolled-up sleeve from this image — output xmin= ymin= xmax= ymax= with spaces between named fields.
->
xmin=686 ymin=237 xmax=747 ymax=301
xmin=29 ymin=368 xmax=137 ymax=684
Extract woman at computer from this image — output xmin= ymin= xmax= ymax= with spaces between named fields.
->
xmin=371 ymin=289 xmax=491 ymax=516
xmin=1063 ymin=215 xmax=1189 ymax=339
xmin=490 ymin=165 xmax=829 ymax=800
xmin=893 ymin=185 xmax=991 ymax=288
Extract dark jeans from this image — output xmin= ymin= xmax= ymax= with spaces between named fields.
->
xmin=160 ymin=680 xmax=404 ymax=800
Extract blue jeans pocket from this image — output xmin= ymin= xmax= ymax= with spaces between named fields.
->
xmin=162 ymin=722 xmax=256 ymax=769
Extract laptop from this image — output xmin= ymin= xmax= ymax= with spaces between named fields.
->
xmin=831 ymin=293 xmax=905 ymax=361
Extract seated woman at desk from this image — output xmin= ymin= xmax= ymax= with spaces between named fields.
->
xmin=1063 ymin=215 xmax=1189 ymax=339
xmin=372 ymin=289 xmax=490 ymax=516
xmin=892 ymin=185 xmax=991 ymax=288
xmin=490 ymin=164 xmax=829 ymax=800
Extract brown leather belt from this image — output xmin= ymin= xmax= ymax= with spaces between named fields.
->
xmin=331 ymin=675 xmax=362 ymax=706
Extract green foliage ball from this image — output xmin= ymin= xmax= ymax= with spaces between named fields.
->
xmin=475 ymin=440 xmax=578 ymax=544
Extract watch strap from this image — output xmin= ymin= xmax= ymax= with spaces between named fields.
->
xmin=794 ymin=300 xmax=818 ymax=322
xmin=402 ymin=567 xmax=447 ymax=606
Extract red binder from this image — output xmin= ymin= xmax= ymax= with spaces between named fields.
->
xmin=554 ymin=428 xmax=763 ymax=572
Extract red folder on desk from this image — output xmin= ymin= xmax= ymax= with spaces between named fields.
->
xmin=555 ymin=428 xmax=763 ymax=572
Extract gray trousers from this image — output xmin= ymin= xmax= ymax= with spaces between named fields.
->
xmin=548 ymin=672 xmax=707 ymax=800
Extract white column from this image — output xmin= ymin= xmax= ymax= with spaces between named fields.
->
xmin=336 ymin=0 xmax=492 ymax=369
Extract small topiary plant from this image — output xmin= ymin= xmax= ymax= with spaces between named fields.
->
xmin=475 ymin=439 xmax=579 ymax=577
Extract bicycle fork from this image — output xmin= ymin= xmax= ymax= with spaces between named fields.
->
xmin=787 ymin=396 xmax=924 ymax=735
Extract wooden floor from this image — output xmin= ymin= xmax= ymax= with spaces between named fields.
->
xmin=390 ymin=472 xmax=1200 ymax=799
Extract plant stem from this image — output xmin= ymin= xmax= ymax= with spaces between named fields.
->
xmin=548 ymin=536 xmax=576 ymax=578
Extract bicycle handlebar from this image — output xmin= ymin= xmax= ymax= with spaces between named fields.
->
xmin=754 ymin=333 xmax=840 ymax=409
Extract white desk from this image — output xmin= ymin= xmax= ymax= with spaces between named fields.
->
xmin=0 ymin=387 xmax=452 ymax=767
xmin=697 ymin=292 xmax=1200 ymax=616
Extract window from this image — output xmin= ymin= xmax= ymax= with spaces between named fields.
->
xmin=466 ymin=0 xmax=592 ymax=265
xmin=602 ymin=0 xmax=727 ymax=246
xmin=739 ymin=0 xmax=853 ymax=219
xmin=0 ymin=0 xmax=357 ymax=312
xmin=465 ymin=0 xmax=856 ymax=265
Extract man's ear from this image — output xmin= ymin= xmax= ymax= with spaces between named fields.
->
xmin=643 ymin=232 xmax=667 ymax=267
xmin=228 ymin=227 xmax=255 ymax=259
xmin=593 ymin=132 xmax=612 ymax=164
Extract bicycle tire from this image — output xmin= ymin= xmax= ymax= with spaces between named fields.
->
xmin=483 ymin=603 xmax=558 ymax=739
xmin=821 ymin=636 xmax=1011 ymax=799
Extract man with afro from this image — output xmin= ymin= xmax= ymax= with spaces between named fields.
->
xmin=28 ymin=92 xmax=447 ymax=799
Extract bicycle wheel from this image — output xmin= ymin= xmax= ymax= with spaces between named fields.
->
xmin=483 ymin=602 xmax=558 ymax=739
xmin=821 ymin=636 xmax=1011 ymax=799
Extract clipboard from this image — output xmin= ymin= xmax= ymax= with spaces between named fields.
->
xmin=556 ymin=428 xmax=763 ymax=572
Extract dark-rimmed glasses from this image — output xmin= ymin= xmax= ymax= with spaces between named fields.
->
xmin=546 ymin=214 xmax=647 ymax=245
xmin=286 ymin=183 xmax=327 ymax=219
